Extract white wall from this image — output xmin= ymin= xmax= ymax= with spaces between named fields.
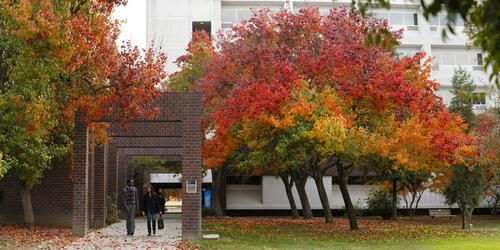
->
xmin=147 ymin=0 xmax=215 ymax=74
xmin=225 ymin=175 xmax=491 ymax=210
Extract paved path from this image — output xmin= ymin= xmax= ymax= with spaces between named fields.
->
xmin=64 ymin=216 xmax=181 ymax=250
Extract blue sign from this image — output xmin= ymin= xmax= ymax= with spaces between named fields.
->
xmin=203 ymin=190 xmax=212 ymax=208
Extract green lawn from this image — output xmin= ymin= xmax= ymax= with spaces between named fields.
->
xmin=181 ymin=216 xmax=500 ymax=249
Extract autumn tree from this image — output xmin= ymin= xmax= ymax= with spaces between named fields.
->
xmin=175 ymin=6 xmax=469 ymax=229
xmin=475 ymin=110 xmax=500 ymax=215
xmin=0 ymin=0 xmax=166 ymax=225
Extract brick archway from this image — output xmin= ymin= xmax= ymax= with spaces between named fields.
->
xmin=72 ymin=92 xmax=201 ymax=240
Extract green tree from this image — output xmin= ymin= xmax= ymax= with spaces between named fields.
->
xmin=449 ymin=67 xmax=476 ymax=132
xmin=442 ymin=164 xmax=486 ymax=229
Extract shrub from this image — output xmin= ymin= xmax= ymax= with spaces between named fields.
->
xmin=342 ymin=199 xmax=365 ymax=217
xmin=365 ymin=188 xmax=392 ymax=219
xmin=106 ymin=193 xmax=120 ymax=225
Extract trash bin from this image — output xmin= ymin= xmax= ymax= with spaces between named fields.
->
xmin=203 ymin=190 xmax=212 ymax=208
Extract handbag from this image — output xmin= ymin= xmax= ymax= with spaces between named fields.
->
xmin=157 ymin=214 xmax=164 ymax=230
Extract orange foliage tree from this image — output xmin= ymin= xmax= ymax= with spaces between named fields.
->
xmin=0 ymin=0 xmax=166 ymax=225
xmin=173 ymin=6 xmax=469 ymax=229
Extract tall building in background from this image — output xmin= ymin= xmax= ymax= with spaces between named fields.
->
xmin=143 ymin=0 xmax=494 ymax=212
xmin=145 ymin=0 xmax=495 ymax=110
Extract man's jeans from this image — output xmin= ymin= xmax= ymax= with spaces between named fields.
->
xmin=146 ymin=211 xmax=157 ymax=234
xmin=126 ymin=205 xmax=136 ymax=234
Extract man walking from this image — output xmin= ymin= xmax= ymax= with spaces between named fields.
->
xmin=123 ymin=179 xmax=139 ymax=235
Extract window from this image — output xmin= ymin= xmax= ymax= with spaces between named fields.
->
xmin=320 ymin=10 xmax=330 ymax=16
xmin=441 ymin=53 xmax=455 ymax=65
xmin=477 ymin=53 xmax=483 ymax=65
xmin=374 ymin=12 xmax=388 ymax=21
xmin=403 ymin=13 xmax=415 ymax=25
xmin=221 ymin=10 xmax=236 ymax=27
xmin=192 ymin=21 xmax=211 ymax=38
xmin=332 ymin=176 xmax=368 ymax=185
xmin=455 ymin=52 xmax=468 ymax=65
xmin=439 ymin=13 xmax=447 ymax=26
xmin=472 ymin=93 xmax=486 ymax=105
xmin=432 ymin=49 xmax=483 ymax=66
xmin=237 ymin=9 xmax=252 ymax=22
xmin=429 ymin=13 xmax=464 ymax=26
xmin=227 ymin=176 xmax=262 ymax=185
xmin=389 ymin=13 xmax=404 ymax=25
xmin=429 ymin=15 xmax=439 ymax=26
xmin=374 ymin=12 xmax=417 ymax=26
xmin=221 ymin=9 xmax=255 ymax=28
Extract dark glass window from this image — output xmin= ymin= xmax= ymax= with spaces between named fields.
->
xmin=472 ymin=92 xmax=486 ymax=105
xmin=192 ymin=21 xmax=211 ymax=38
xmin=227 ymin=176 xmax=262 ymax=185
xmin=332 ymin=176 xmax=369 ymax=185
xmin=477 ymin=53 xmax=483 ymax=65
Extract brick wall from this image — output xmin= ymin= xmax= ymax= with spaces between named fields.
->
xmin=0 ymin=162 xmax=73 ymax=227
xmin=0 ymin=92 xmax=202 ymax=239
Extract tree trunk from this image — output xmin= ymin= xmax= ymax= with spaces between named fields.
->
xmin=212 ymin=167 xmax=227 ymax=217
xmin=19 ymin=182 xmax=34 ymax=227
xmin=291 ymin=169 xmax=313 ymax=219
xmin=312 ymin=173 xmax=333 ymax=223
xmin=391 ymin=179 xmax=397 ymax=221
xmin=461 ymin=207 xmax=466 ymax=229
xmin=337 ymin=165 xmax=359 ymax=230
xmin=279 ymin=172 xmax=299 ymax=219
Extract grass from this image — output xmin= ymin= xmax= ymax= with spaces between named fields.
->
xmin=179 ymin=216 xmax=500 ymax=249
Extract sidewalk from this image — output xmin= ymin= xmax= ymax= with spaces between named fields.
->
xmin=64 ymin=215 xmax=181 ymax=249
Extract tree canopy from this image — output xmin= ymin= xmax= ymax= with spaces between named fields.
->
xmin=0 ymin=0 xmax=167 ymax=186
xmin=173 ymin=6 xmax=470 ymax=226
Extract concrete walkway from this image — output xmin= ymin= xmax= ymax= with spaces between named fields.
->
xmin=64 ymin=215 xmax=181 ymax=249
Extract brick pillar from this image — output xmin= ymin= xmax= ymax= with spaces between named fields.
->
xmin=89 ymin=141 xmax=94 ymax=227
xmin=181 ymin=92 xmax=202 ymax=240
xmin=72 ymin=112 xmax=89 ymax=236
xmin=107 ymin=143 xmax=118 ymax=197
xmin=93 ymin=143 xmax=107 ymax=228
xmin=117 ymin=150 xmax=128 ymax=212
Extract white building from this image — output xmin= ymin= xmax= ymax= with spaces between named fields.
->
xmin=118 ymin=0 xmax=496 ymax=211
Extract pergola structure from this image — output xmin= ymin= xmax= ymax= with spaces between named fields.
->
xmin=72 ymin=92 xmax=201 ymax=240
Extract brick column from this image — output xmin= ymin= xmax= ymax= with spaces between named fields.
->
xmin=107 ymin=143 xmax=118 ymax=197
xmin=117 ymin=150 xmax=128 ymax=212
xmin=181 ymin=92 xmax=202 ymax=240
xmin=89 ymin=141 xmax=94 ymax=227
xmin=93 ymin=143 xmax=107 ymax=228
xmin=72 ymin=112 xmax=89 ymax=236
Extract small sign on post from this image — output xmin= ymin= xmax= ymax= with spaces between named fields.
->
xmin=186 ymin=180 xmax=197 ymax=193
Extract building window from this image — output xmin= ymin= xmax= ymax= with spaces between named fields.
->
xmin=472 ymin=92 xmax=486 ymax=105
xmin=374 ymin=12 xmax=418 ymax=26
xmin=429 ymin=13 xmax=464 ymax=26
xmin=332 ymin=176 xmax=368 ymax=185
xmin=227 ymin=176 xmax=262 ymax=185
xmin=192 ymin=21 xmax=211 ymax=38
xmin=477 ymin=53 xmax=483 ymax=65
xmin=432 ymin=50 xmax=484 ymax=66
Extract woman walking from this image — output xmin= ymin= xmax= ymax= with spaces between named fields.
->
xmin=142 ymin=184 xmax=160 ymax=236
